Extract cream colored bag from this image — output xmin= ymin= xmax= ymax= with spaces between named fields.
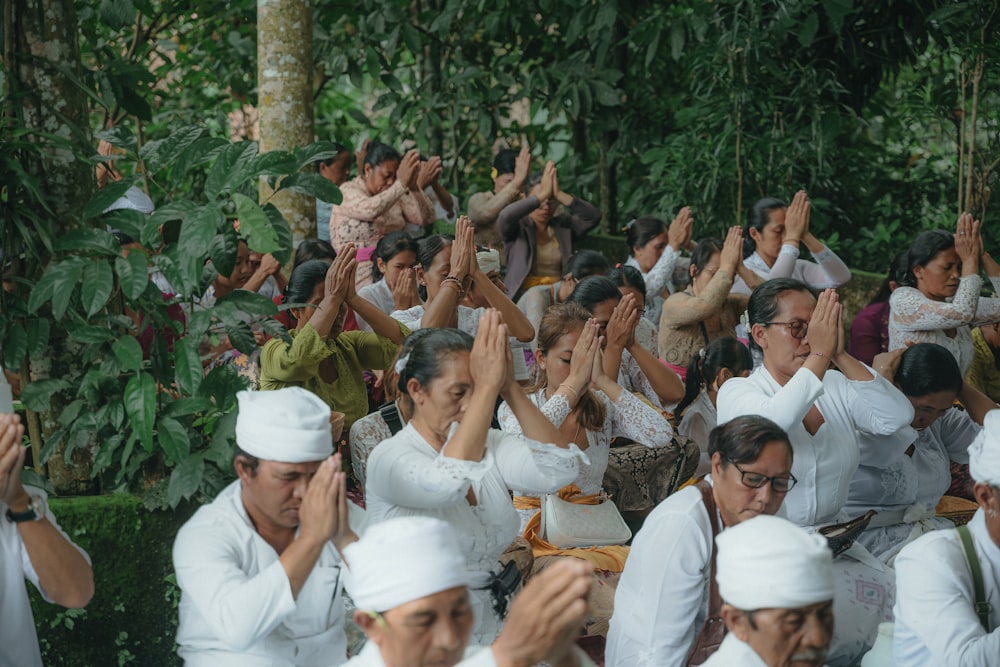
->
xmin=541 ymin=493 xmax=632 ymax=548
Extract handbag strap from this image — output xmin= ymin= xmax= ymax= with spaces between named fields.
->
xmin=696 ymin=480 xmax=722 ymax=617
xmin=379 ymin=402 xmax=403 ymax=435
xmin=957 ymin=525 xmax=993 ymax=632
xmin=699 ymin=320 xmax=710 ymax=347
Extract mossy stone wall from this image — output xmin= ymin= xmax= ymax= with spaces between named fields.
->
xmin=29 ymin=494 xmax=194 ymax=665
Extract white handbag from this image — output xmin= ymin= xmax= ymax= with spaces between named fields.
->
xmin=541 ymin=493 xmax=632 ymax=548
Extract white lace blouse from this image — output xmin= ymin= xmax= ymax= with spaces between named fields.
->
xmin=364 ymin=422 xmax=586 ymax=644
xmin=889 ymin=274 xmax=1000 ymax=375
xmin=731 ymin=244 xmax=851 ymax=295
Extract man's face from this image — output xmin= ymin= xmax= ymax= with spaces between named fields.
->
xmin=362 ymin=586 xmax=474 ymax=667
xmin=237 ymin=458 xmax=323 ymax=531
xmin=736 ymin=601 xmax=834 ymax=667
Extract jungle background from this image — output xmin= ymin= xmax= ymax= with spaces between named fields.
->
xmin=1 ymin=0 xmax=999 ymax=663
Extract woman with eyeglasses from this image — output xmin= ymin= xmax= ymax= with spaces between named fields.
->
xmin=716 ymin=277 xmax=914 ymax=665
xmin=498 ymin=160 xmax=600 ymax=300
xmin=606 ymin=416 xmax=794 ymax=667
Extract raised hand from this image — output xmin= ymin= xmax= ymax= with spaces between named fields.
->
xmin=872 ymin=344 xmax=910 ymax=381
xmin=805 ymin=288 xmax=839 ymax=361
xmin=783 ymin=190 xmax=810 ymax=244
xmin=298 ymin=454 xmax=350 ymax=546
xmin=470 ymin=309 xmax=510 ymax=397
xmin=563 ymin=319 xmax=600 ymax=401
xmin=396 ymin=149 xmax=422 ymax=192
xmin=604 ymin=293 xmax=639 ymax=350
xmin=417 ymin=155 xmax=443 ymax=190
xmin=719 ymin=225 xmax=743 ymax=274
xmin=512 ymin=144 xmax=532 ymax=190
xmin=391 ymin=266 xmax=420 ymax=310
xmin=668 ymin=206 xmax=693 ymax=251
xmin=955 ymin=212 xmax=982 ymax=269
xmin=325 ymin=244 xmax=357 ymax=301
xmin=537 ymin=161 xmax=556 ymax=202
xmin=0 ymin=414 xmax=27 ymax=507
xmin=450 ymin=216 xmax=476 ymax=281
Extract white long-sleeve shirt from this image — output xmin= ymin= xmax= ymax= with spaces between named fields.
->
xmin=731 ymin=244 xmax=851 ymax=295
xmin=173 ymin=481 xmax=350 ymax=666
xmin=716 ymin=364 xmax=914 ymax=527
xmin=626 ymin=249 xmax=688 ymax=324
xmin=701 ymin=634 xmax=771 ymax=667
xmin=893 ymin=510 xmax=1000 ymax=666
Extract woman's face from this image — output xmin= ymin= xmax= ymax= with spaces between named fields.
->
xmin=618 ymin=287 xmax=645 ymax=314
xmin=528 ymin=184 xmax=556 ymax=225
xmin=907 ymin=389 xmax=958 ymax=431
xmin=417 ymin=244 xmax=453 ymax=303
xmin=589 ymin=298 xmax=620 ymax=342
xmin=379 ymin=250 xmax=417 ymax=290
xmin=691 ymin=251 xmax=721 ymax=295
xmin=538 ymin=327 xmax=582 ymax=390
xmin=711 ymin=440 xmax=793 ymax=527
xmin=752 ymin=290 xmax=817 ymax=383
xmin=749 ymin=208 xmax=787 ymax=265
xmin=364 ymin=159 xmax=399 ymax=195
xmin=293 ymin=280 xmax=341 ymax=331
xmin=913 ymin=248 xmax=961 ymax=302
xmin=633 ymin=231 xmax=669 ymax=272
xmin=409 ymin=351 xmax=473 ymax=436
xmin=217 ymin=241 xmax=252 ymax=289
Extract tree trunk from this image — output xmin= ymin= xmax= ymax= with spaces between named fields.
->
xmin=258 ymin=0 xmax=316 ymax=242
xmin=11 ymin=0 xmax=97 ymax=492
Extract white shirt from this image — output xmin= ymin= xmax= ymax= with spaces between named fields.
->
xmin=626 ymin=249 xmax=688 ymax=324
xmin=356 ymin=280 xmax=394 ymax=333
xmin=342 ymin=641 xmax=495 ymax=667
xmin=893 ymin=510 xmax=1000 ymax=666
xmin=716 ymin=364 xmax=913 ymax=527
xmin=173 ymin=480 xmax=348 ymax=666
xmin=700 ymin=634 xmax=769 ymax=667
xmin=390 ymin=304 xmax=484 ymax=335
xmin=365 ymin=423 xmax=585 ymax=644
xmin=0 ymin=487 xmax=89 ymax=667
xmin=678 ymin=390 xmax=717 ymax=477
xmin=730 ymin=244 xmax=851 ymax=295
xmin=606 ymin=485 xmax=716 ymax=667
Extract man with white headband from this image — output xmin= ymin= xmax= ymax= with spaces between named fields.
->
xmin=703 ymin=514 xmax=834 ymax=667
xmin=173 ymin=387 xmax=358 ymax=666
xmin=342 ymin=515 xmax=594 ymax=667
xmin=893 ymin=408 xmax=1000 ymax=666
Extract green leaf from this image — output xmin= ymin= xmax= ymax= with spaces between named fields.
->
xmin=167 ymin=454 xmax=204 ymax=507
xmin=670 ymin=22 xmax=685 ymax=61
xmin=124 ymin=372 xmax=156 ymax=452
xmin=232 ymin=193 xmax=279 ymax=255
xmin=402 ymin=23 xmax=421 ymax=53
xmin=83 ymin=179 xmax=136 ymax=219
xmin=179 ymin=205 xmax=223 ymax=259
xmin=66 ymin=322 xmax=116 ymax=344
xmin=99 ymin=0 xmax=136 ymax=33
xmin=112 ymin=335 xmax=144 ymax=372
xmin=209 ymin=222 xmax=240 ymax=279
xmin=798 ymin=12 xmax=820 ymax=47
xmin=204 ymin=141 xmax=259 ymax=197
xmin=50 ymin=259 xmax=86 ymax=320
xmin=171 ymin=137 xmax=229 ymax=186
xmin=141 ymin=126 xmax=205 ymax=173
xmin=92 ymin=434 xmax=123 ymax=477
xmin=115 ymin=252 xmax=149 ymax=301
xmin=3 ymin=323 xmax=27 ymax=370
xmin=27 ymin=268 xmax=58 ymax=315
xmin=277 ymin=173 xmax=342 ymax=204
xmin=157 ymin=416 xmax=191 ymax=464
xmin=210 ymin=409 xmax=238 ymax=449
xmin=20 ymin=468 xmax=55 ymax=494
xmin=225 ymin=319 xmax=257 ymax=355
xmin=216 ymin=289 xmax=279 ymax=316
xmin=81 ymin=260 xmax=114 ymax=316
xmin=20 ymin=379 xmax=70 ymax=413
xmin=102 ymin=209 xmax=147 ymax=241
xmin=163 ymin=396 xmax=213 ymax=417
xmin=94 ymin=126 xmax=137 ymax=149
xmin=53 ymin=228 xmax=121 ymax=256
xmin=592 ymin=80 xmax=620 ymax=107
xmin=259 ymin=317 xmax=292 ymax=345
xmin=245 ymin=150 xmax=298 ymax=177
xmin=26 ymin=318 xmax=50 ymax=360
xmin=262 ymin=204 xmax=293 ymax=264
xmin=173 ymin=337 xmax=203 ymax=396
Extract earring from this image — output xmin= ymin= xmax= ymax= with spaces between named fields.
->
xmin=989 ymin=509 xmax=998 ymax=519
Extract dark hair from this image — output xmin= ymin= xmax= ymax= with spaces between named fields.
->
xmin=372 ymin=231 xmax=420 ymax=281
xmin=677 ymin=338 xmax=753 ymax=415
xmin=233 ymin=445 xmax=259 ymax=476
xmin=896 ymin=229 xmax=955 ymax=288
xmin=416 ymin=234 xmax=454 ymax=300
xmin=743 ymin=197 xmax=787 ymax=258
xmin=529 ymin=302 xmax=606 ymax=430
xmin=894 ymin=343 xmax=963 ymax=398
xmin=396 ymin=328 xmax=475 ymax=396
xmin=625 ymin=216 xmax=667 ymax=255
xmin=747 ymin=278 xmax=817 ymax=352
xmin=567 ymin=276 xmax=622 ymax=312
xmin=283 ymin=259 xmax=330 ymax=305
xmin=363 ymin=140 xmax=401 ymax=170
xmin=708 ymin=415 xmax=792 ymax=466
xmin=868 ymin=251 xmax=906 ymax=306
xmin=690 ymin=238 xmax=724 ymax=279
xmin=314 ymin=143 xmax=349 ymax=172
xmin=563 ymin=250 xmax=609 ymax=281
xmin=607 ymin=265 xmax=647 ymax=299
xmin=293 ymin=239 xmax=336 ymax=269
xmin=493 ymin=149 xmax=518 ymax=176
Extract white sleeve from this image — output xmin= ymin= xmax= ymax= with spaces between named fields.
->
xmin=937 ymin=408 xmax=981 ymax=464
xmin=716 ymin=368 xmax=824 ymax=432
xmin=764 ymin=244 xmax=800 ymax=279
xmin=836 ymin=368 xmax=915 ymax=435
xmin=609 ymin=390 xmax=673 ymax=447
xmin=799 ymin=245 xmax=852 ymax=288
xmin=389 ymin=306 xmax=424 ymax=331
xmin=491 ymin=430 xmax=588 ymax=495
xmin=643 ymin=246 xmax=681 ymax=297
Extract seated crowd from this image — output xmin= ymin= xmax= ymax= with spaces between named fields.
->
xmin=6 ymin=139 xmax=1000 ymax=667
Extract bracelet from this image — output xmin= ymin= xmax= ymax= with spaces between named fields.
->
xmin=557 ymin=383 xmax=579 ymax=402
xmin=441 ymin=277 xmax=466 ymax=298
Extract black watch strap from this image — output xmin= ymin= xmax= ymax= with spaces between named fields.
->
xmin=6 ymin=498 xmax=39 ymax=523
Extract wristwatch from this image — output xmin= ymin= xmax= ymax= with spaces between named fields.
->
xmin=5 ymin=495 xmax=46 ymax=523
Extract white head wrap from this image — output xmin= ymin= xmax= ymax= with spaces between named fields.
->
xmin=969 ymin=409 xmax=1000 ymax=487
xmin=235 ymin=387 xmax=333 ymax=463
xmin=476 ymin=248 xmax=501 ymax=275
xmin=104 ymin=185 xmax=155 ymax=214
xmin=344 ymin=516 xmax=472 ymax=611
xmin=716 ymin=515 xmax=833 ymax=611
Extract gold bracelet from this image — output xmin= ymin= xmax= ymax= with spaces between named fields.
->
xmin=441 ymin=277 xmax=466 ymax=298
xmin=557 ymin=383 xmax=579 ymax=401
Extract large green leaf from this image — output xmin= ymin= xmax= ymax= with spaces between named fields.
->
xmin=245 ymin=150 xmax=298 ymax=177
xmin=20 ymin=379 xmax=70 ymax=413
xmin=171 ymin=136 xmax=229 ymax=186
xmin=209 ymin=222 xmax=240 ymax=278
xmin=53 ymin=228 xmax=121 ymax=256
xmin=49 ymin=259 xmax=86 ymax=320
xmin=157 ymin=416 xmax=191 ymax=464
xmin=66 ymin=322 xmax=116 ymax=344
xmin=163 ymin=396 xmax=213 ymax=417
xmin=112 ymin=335 xmax=144 ymax=372
xmin=173 ymin=336 xmax=203 ymax=395
xmin=25 ymin=318 xmax=50 ymax=360
xmin=83 ymin=178 xmax=136 ymax=219
xmin=263 ymin=203 xmax=294 ymax=264
xmin=141 ymin=125 xmax=205 ymax=173
xmin=81 ymin=260 xmax=114 ymax=316
xmin=179 ymin=205 xmax=223 ymax=259
xmin=124 ymin=372 xmax=156 ymax=452
xmin=2 ymin=323 xmax=27 ymax=371
xmin=216 ymin=289 xmax=279 ymax=316
xmin=233 ymin=193 xmax=279 ymax=254
xmin=277 ymin=173 xmax=342 ymax=204
xmin=167 ymin=453 xmax=204 ymax=507
xmin=224 ymin=319 xmax=257 ymax=355
xmin=293 ymin=141 xmax=346 ymax=171
xmin=115 ymin=251 xmax=149 ymax=301
xmin=204 ymin=141 xmax=258 ymax=197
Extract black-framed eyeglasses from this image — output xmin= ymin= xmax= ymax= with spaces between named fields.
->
xmin=730 ymin=461 xmax=797 ymax=493
xmin=763 ymin=320 xmax=808 ymax=339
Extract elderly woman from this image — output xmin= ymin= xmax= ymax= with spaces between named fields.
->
xmin=893 ymin=409 xmax=1000 ymax=666
xmin=659 ymin=227 xmax=762 ymax=373
xmin=717 ymin=278 xmax=914 ymax=665
xmin=606 ymin=415 xmax=794 ymax=667
xmin=498 ymin=160 xmax=601 ymax=300
xmin=732 ymin=190 xmax=851 ymax=295
xmin=845 ymin=343 xmax=994 ymax=565
xmin=328 ymin=141 xmax=436 ymax=287
xmin=364 ymin=312 xmax=587 ymax=645
xmin=259 ymin=246 xmax=407 ymax=435
xmin=622 ymin=209 xmax=693 ymax=323
xmin=889 ymin=213 xmax=1000 ymax=374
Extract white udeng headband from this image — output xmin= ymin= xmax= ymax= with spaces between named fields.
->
xmin=394 ymin=352 xmax=411 ymax=376
xmin=234 ymin=387 xmax=332 ymax=463
xmin=970 ymin=409 xmax=1000 ymax=487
